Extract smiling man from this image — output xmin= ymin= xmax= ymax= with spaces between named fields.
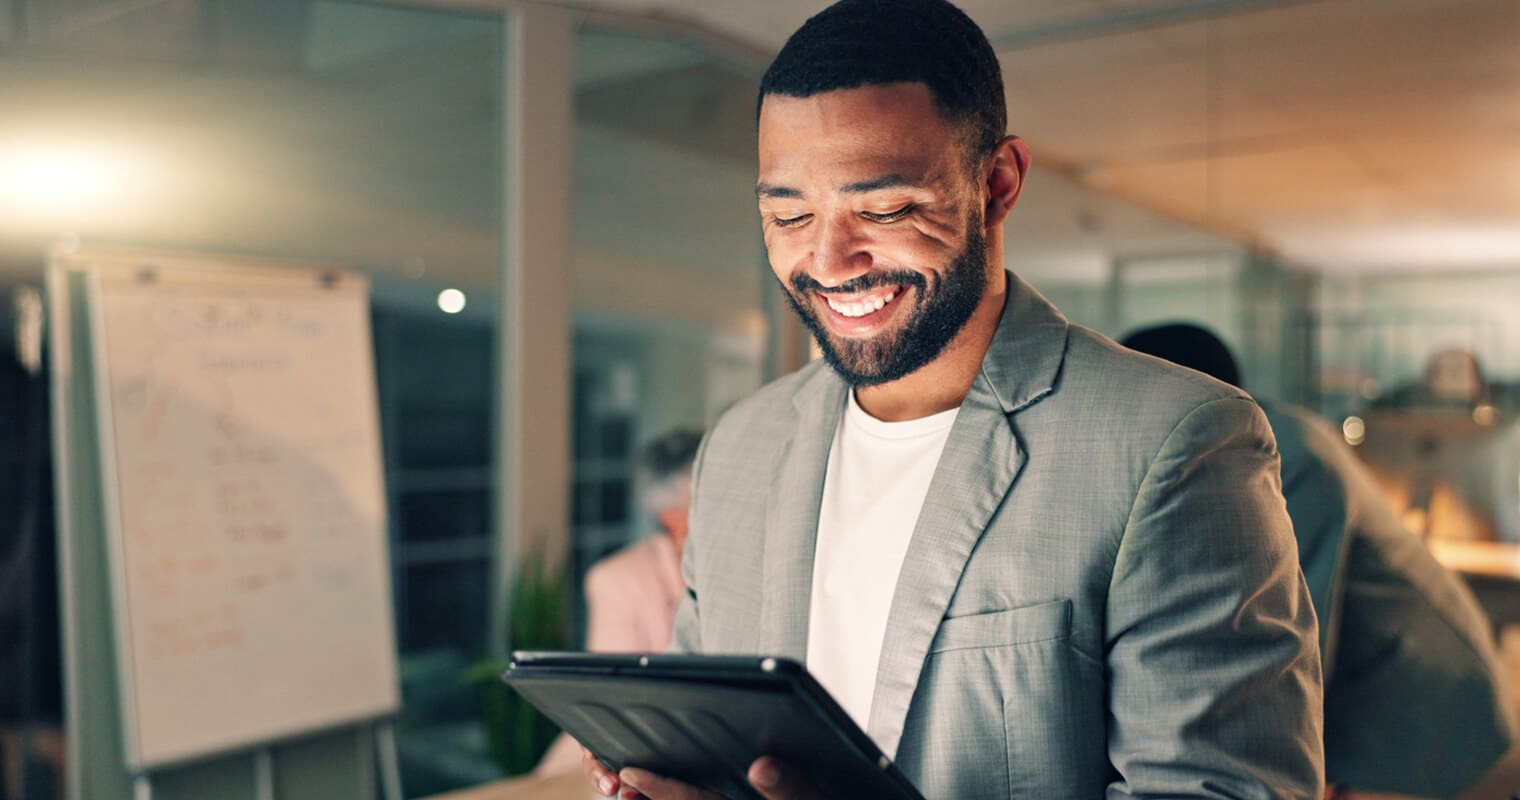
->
xmin=583 ymin=1 xmax=1324 ymax=798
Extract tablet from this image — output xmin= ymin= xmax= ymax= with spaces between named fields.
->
xmin=503 ymin=651 xmax=924 ymax=800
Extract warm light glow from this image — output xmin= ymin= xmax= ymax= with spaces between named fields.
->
xmin=1474 ymin=404 xmax=1499 ymax=427
xmin=1401 ymin=507 xmax=1429 ymax=536
xmin=437 ymin=288 xmax=466 ymax=314
xmin=0 ymin=143 xmax=135 ymax=214
xmin=1342 ymin=416 xmax=1366 ymax=446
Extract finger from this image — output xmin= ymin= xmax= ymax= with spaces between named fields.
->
xmin=620 ymin=767 xmax=724 ymax=800
xmin=581 ymin=747 xmax=620 ymax=797
xmin=749 ymin=756 xmax=822 ymax=800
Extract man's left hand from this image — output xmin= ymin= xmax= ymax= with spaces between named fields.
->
xmin=617 ymin=756 xmax=825 ymax=800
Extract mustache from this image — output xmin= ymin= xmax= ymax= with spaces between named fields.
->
xmin=791 ymin=270 xmax=927 ymax=296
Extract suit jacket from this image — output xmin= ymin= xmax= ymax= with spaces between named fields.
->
xmin=1267 ymin=403 xmax=1516 ymax=796
xmin=674 ymin=274 xmax=1324 ymax=798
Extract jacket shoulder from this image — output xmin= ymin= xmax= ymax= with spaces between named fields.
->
xmin=1056 ymin=324 xmax=1256 ymax=423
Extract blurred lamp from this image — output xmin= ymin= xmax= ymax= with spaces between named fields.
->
xmin=0 ymin=144 xmax=132 ymax=214
xmin=437 ymin=288 xmax=466 ymax=314
xmin=1342 ymin=416 xmax=1366 ymax=447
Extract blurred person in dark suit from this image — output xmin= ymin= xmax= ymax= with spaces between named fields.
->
xmin=1123 ymin=322 xmax=1517 ymax=800
xmin=0 ymin=340 xmax=64 ymax=799
xmin=534 ymin=428 xmax=703 ymax=775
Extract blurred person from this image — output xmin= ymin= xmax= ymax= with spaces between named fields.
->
xmin=1357 ymin=347 xmax=1519 ymax=543
xmin=1122 ymin=322 xmax=1517 ymax=800
xmin=1373 ymin=348 xmax=1518 ymax=413
xmin=583 ymin=428 xmax=702 ymax=655
xmin=585 ymin=2 xmax=1323 ymax=797
xmin=0 ymin=338 xmax=64 ymax=800
xmin=534 ymin=428 xmax=703 ymax=776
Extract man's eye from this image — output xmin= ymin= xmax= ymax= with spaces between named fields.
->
xmin=862 ymin=205 xmax=913 ymax=223
xmin=771 ymin=213 xmax=811 ymax=228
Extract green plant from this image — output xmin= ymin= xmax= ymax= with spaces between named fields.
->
xmin=465 ymin=547 xmax=570 ymax=776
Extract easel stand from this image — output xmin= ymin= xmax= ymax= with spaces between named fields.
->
xmin=128 ymin=720 xmax=403 ymax=800
xmin=50 ymin=247 xmax=401 ymax=800
xmin=376 ymin=721 xmax=403 ymax=800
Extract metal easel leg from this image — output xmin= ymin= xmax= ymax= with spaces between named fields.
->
xmin=376 ymin=722 xmax=402 ymax=800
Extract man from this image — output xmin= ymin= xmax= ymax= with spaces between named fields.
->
xmin=537 ymin=429 xmax=705 ymax=775
xmin=1122 ymin=322 xmax=1517 ymax=800
xmin=586 ymin=1 xmax=1323 ymax=797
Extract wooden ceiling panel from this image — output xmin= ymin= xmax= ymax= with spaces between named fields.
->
xmin=1014 ymin=87 xmax=1312 ymax=170
xmin=1087 ymin=142 xmax=1390 ymax=238
xmin=1352 ymin=133 xmax=1520 ymax=215
xmin=582 ymin=0 xmax=1115 ymax=50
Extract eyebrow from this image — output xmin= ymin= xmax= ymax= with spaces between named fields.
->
xmin=755 ymin=173 xmax=921 ymax=199
xmin=841 ymin=174 xmax=918 ymax=194
xmin=755 ymin=182 xmax=802 ymax=199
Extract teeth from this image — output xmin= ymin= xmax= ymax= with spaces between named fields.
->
xmin=826 ymin=289 xmax=897 ymax=318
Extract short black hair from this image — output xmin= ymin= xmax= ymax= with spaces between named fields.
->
xmin=1120 ymin=323 xmax=1243 ymax=389
xmin=759 ymin=0 xmax=1007 ymax=164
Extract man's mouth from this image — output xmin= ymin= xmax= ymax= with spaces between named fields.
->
xmin=819 ymin=285 xmax=901 ymax=319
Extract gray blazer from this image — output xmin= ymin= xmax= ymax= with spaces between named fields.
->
xmin=674 ymin=275 xmax=1324 ymax=798
xmin=1268 ymin=403 xmax=1517 ymax=796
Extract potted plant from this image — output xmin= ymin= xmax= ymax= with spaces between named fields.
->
xmin=465 ymin=547 xmax=569 ymax=776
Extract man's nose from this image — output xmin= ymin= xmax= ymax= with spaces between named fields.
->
xmin=809 ymin=214 xmax=870 ymax=288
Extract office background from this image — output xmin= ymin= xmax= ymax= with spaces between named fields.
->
xmin=1 ymin=0 xmax=1518 ymax=796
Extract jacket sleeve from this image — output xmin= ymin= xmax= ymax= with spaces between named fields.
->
xmin=1105 ymin=397 xmax=1325 ymax=798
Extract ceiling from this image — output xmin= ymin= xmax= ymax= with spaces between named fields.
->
xmin=551 ymin=0 xmax=1520 ymax=274
xmin=0 ymin=0 xmax=1515 ymax=289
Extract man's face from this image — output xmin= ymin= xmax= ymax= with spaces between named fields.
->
xmin=757 ymin=82 xmax=991 ymax=387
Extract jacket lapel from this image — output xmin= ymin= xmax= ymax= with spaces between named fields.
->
xmin=863 ymin=375 xmax=1025 ymax=757
xmin=865 ymin=273 xmax=1070 ymax=758
xmin=757 ymin=365 xmax=847 ymax=660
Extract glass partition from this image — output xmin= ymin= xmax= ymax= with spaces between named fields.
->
xmin=0 ymin=2 xmax=505 ymax=794
xmin=568 ymin=27 xmax=770 ymax=640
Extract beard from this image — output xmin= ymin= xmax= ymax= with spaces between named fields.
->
xmin=780 ymin=224 xmax=989 ymax=387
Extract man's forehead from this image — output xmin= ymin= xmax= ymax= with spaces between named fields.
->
xmin=756 ymin=85 xmax=961 ymax=194
xmin=756 ymin=145 xmax=955 ymax=198
xmin=756 ymin=171 xmax=929 ymax=199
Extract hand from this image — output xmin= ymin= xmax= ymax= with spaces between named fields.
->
xmin=617 ymin=756 xmax=826 ymax=800
xmin=580 ymin=746 xmax=623 ymax=798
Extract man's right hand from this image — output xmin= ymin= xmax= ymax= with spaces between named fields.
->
xmin=580 ymin=748 xmax=828 ymax=800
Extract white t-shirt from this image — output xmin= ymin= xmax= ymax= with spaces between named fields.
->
xmin=805 ymin=390 xmax=959 ymax=736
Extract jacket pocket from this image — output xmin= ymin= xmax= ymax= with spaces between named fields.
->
xmin=929 ymin=598 xmax=1071 ymax=653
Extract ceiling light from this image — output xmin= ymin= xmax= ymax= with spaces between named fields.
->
xmin=437 ymin=288 xmax=466 ymax=314
xmin=0 ymin=144 xmax=134 ymax=215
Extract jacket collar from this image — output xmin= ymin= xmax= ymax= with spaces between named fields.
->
xmin=978 ymin=270 xmax=1070 ymax=414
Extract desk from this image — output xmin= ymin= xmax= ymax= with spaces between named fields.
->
xmin=425 ymin=770 xmax=587 ymax=800
xmin=1429 ymin=539 xmax=1520 ymax=629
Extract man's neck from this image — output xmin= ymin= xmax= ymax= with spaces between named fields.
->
xmin=854 ymin=275 xmax=1007 ymax=422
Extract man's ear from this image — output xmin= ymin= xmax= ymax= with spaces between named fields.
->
xmin=984 ymin=135 xmax=1031 ymax=227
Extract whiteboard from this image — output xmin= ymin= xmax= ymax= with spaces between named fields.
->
xmin=78 ymin=251 xmax=399 ymax=770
